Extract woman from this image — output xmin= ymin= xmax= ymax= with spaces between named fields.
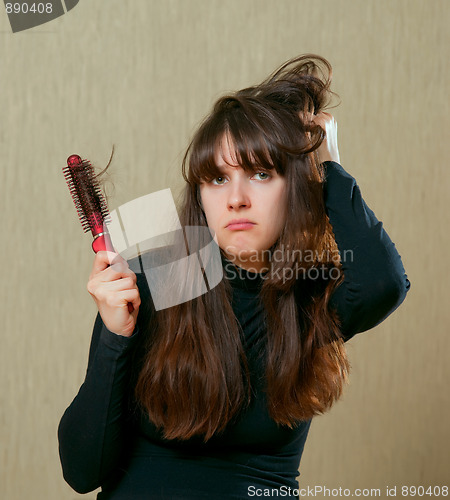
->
xmin=58 ymin=55 xmax=410 ymax=499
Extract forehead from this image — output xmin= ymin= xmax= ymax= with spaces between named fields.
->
xmin=214 ymin=132 xmax=263 ymax=170
xmin=214 ymin=134 xmax=240 ymax=167
xmin=190 ymin=125 xmax=282 ymax=186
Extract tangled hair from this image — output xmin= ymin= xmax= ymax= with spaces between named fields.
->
xmin=134 ymin=54 xmax=350 ymax=441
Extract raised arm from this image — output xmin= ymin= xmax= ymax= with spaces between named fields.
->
xmin=311 ymin=112 xmax=410 ymax=341
xmin=323 ymin=160 xmax=410 ymax=340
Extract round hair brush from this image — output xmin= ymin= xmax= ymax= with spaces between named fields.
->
xmin=63 ymin=154 xmax=113 ymax=253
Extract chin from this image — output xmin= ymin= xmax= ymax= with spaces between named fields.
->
xmin=224 ymin=247 xmax=263 ymax=265
xmin=219 ymin=233 xmax=271 ymax=260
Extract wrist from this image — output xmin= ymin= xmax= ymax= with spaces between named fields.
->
xmin=319 ymin=150 xmax=340 ymax=164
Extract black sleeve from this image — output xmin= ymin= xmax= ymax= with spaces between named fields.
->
xmin=323 ymin=161 xmax=411 ymax=341
xmin=57 ymin=272 xmax=150 ymax=494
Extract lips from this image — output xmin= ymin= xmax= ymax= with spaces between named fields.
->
xmin=225 ymin=219 xmax=256 ymax=230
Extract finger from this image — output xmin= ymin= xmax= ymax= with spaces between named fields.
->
xmin=107 ymin=289 xmax=141 ymax=310
xmin=311 ymin=112 xmax=324 ymax=125
xmin=87 ymin=278 xmax=139 ymax=306
xmin=312 ymin=111 xmax=334 ymax=126
xmin=98 ymin=265 xmax=136 ymax=284
xmin=299 ymin=110 xmax=315 ymax=124
xmin=91 ymin=253 xmax=132 ymax=280
xmin=91 ymin=251 xmax=123 ymax=275
xmin=99 ymin=276 xmax=138 ymax=292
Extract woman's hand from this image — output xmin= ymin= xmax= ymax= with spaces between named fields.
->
xmin=311 ymin=111 xmax=340 ymax=164
xmin=87 ymin=251 xmax=141 ymax=337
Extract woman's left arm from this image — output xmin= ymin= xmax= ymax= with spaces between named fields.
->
xmin=313 ymin=113 xmax=410 ymax=341
xmin=323 ymin=160 xmax=410 ymax=341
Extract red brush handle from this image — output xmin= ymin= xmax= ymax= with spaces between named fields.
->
xmin=92 ymin=232 xmax=114 ymax=253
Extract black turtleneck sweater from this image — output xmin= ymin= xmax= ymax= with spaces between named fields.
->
xmin=58 ymin=162 xmax=410 ymax=499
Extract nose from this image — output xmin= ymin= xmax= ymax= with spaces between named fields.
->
xmin=227 ymin=177 xmax=251 ymax=210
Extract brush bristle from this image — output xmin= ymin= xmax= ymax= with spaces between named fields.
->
xmin=63 ymin=156 xmax=111 ymax=233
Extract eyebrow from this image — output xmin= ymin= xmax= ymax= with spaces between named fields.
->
xmin=214 ymin=162 xmax=236 ymax=171
xmin=214 ymin=158 xmax=262 ymax=169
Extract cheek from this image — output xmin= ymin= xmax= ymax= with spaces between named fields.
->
xmin=269 ymin=190 xmax=287 ymax=230
xmin=277 ymin=200 xmax=288 ymax=228
xmin=200 ymin=195 xmax=220 ymax=231
xmin=269 ymin=216 xmax=286 ymax=244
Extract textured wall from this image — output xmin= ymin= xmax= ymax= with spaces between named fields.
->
xmin=1 ymin=1 xmax=448 ymax=499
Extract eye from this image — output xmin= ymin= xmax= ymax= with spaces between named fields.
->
xmin=252 ymin=171 xmax=271 ymax=181
xmin=211 ymin=176 xmax=228 ymax=185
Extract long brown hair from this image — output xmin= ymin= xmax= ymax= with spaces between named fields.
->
xmin=134 ymin=54 xmax=350 ymax=441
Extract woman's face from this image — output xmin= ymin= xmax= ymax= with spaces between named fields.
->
xmin=199 ymin=134 xmax=287 ymax=273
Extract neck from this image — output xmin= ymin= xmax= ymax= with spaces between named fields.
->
xmin=222 ymin=250 xmax=270 ymax=274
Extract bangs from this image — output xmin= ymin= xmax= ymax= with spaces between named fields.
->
xmin=186 ymin=99 xmax=286 ymax=185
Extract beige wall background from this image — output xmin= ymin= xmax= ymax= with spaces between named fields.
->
xmin=1 ymin=1 xmax=448 ymax=499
